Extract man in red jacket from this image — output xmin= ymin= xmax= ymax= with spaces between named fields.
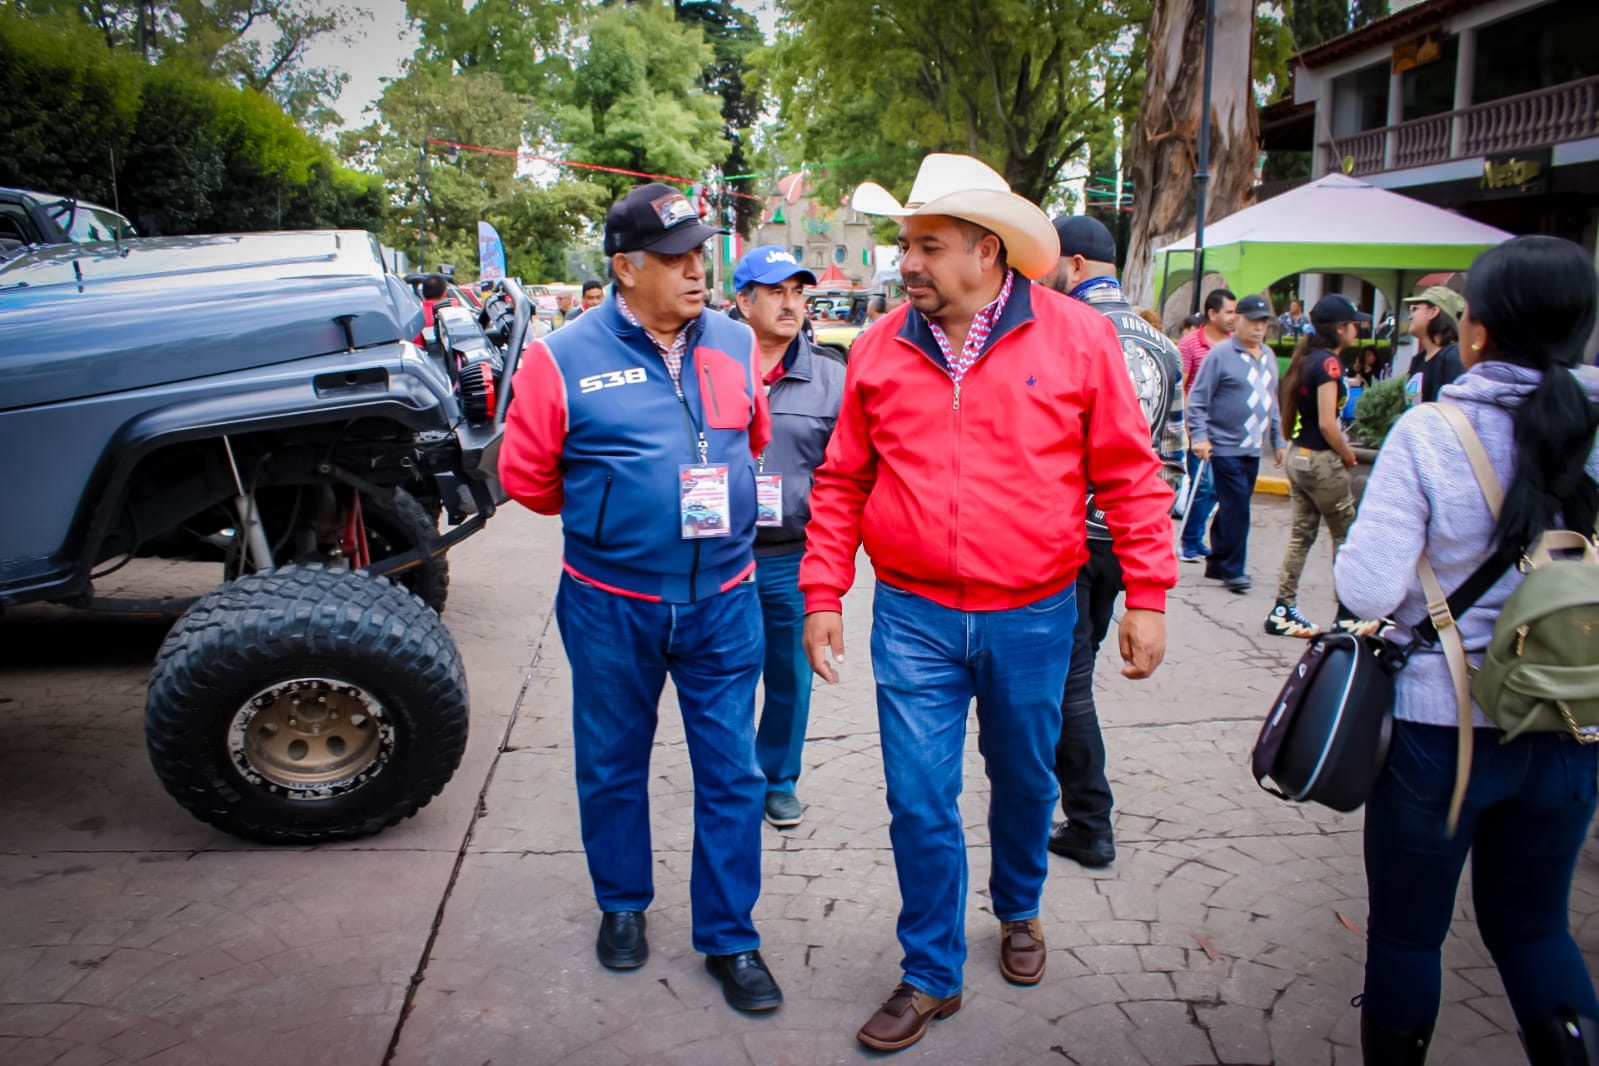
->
xmin=800 ymin=155 xmax=1177 ymax=1053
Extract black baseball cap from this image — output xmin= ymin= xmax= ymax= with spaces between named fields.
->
xmin=1236 ymin=294 xmax=1273 ymax=320
xmin=1053 ymin=215 xmax=1118 ymax=263
xmin=1310 ymin=293 xmax=1373 ymax=326
xmin=603 ymin=182 xmax=725 ymax=256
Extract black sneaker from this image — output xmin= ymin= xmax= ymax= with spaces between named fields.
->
xmin=1265 ymin=600 xmax=1321 ymax=638
xmin=1047 ymin=822 xmax=1115 ymax=868
xmin=596 ymin=910 xmax=648 ymax=970
xmin=705 ymin=950 xmax=783 ymax=1013
xmin=1334 ymin=606 xmax=1388 ymax=638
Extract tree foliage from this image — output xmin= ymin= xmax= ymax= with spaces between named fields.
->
xmin=11 ymin=0 xmax=366 ymax=129
xmin=758 ymin=0 xmax=1149 ymax=207
xmin=404 ymin=0 xmax=580 ymax=98
xmin=1288 ymin=0 xmax=1388 ymax=52
xmin=674 ymin=0 xmax=764 ymax=236
xmin=342 ymin=61 xmax=609 ymax=280
xmin=557 ymin=2 xmax=730 ymax=199
xmin=0 ymin=12 xmax=382 ymax=235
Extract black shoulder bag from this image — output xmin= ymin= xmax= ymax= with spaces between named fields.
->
xmin=1250 ymin=544 xmax=1516 ymax=812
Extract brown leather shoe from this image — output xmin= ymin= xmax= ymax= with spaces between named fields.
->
xmin=856 ymin=982 xmax=962 ymax=1052
xmin=999 ymin=917 xmax=1046 ymax=985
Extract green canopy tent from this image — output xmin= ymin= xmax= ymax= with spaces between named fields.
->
xmin=1152 ymin=174 xmax=1513 ymax=314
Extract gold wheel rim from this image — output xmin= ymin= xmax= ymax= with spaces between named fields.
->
xmin=228 ymin=678 xmax=392 ymax=797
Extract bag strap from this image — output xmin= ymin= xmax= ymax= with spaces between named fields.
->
xmin=1433 ymin=403 xmax=1504 ymax=518
xmin=1417 ymin=403 xmax=1507 ymax=836
xmin=1417 ymin=557 xmax=1480 ymax=836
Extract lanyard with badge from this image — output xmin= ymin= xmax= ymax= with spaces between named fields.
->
xmin=752 ymin=370 xmax=783 ymax=528
xmin=675 ymin=365 xmax=733 ymax=540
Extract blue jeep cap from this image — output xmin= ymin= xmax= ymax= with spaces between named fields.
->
xmin=733 ymin=245 xmax=817 ymax=291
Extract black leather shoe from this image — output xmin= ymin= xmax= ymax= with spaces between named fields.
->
xmin=1048 ymin=822 xmax=1115 ymax=868
xmin=1522 ymin=1009 xmax=1599 ymax=1065
xmin=596 ymin=910 xmax=647 ymax=970
xmin=705 ymin=950 xmax=783 ymax=1013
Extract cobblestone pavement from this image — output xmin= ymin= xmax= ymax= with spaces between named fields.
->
xmin=2 ymin=500 xmax=1595 ymax=1065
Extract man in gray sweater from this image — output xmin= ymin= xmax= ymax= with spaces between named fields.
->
xmin=1185 ymin=294 xmax=1286 ymax=593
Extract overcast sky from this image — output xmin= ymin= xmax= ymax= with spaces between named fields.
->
xmin=312 ymin=0 xmax=783 ymax=131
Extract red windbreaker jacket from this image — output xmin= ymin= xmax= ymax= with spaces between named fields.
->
xmin=798 ymin=274 xmax=1177 ymax=614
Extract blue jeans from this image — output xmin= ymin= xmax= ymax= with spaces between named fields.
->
xmin=1363 ymin=721 xmax=1599 ymax=1032
xmin=755 ymin=551 xmax=811 ymax=793
xmin=1205 ymin=454 xmax=1259 ymax=581
xmin=1054 ymin=538 xmax=1121 ymax=838
xmin=1179 ymin=449 xmax=1216 ymax=557
xmin=555 ymin=571 xmax=766 ymax=955
xmin=871 ymin=581 xmax=1077 ymax=999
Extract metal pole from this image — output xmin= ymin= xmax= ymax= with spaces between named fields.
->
xmin=418 ymin=142 xmax=428 ymax=271
xmin=1189 ymin=0 xmax=1217 ymax=316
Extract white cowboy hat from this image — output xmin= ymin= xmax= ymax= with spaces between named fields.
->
xmin=852 ymin=154 xmax=1060 ymax=280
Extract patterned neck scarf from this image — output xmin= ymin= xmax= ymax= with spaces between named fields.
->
xmin=615 ymin=291 xmax=690 ymax=382
xmin=925 ymin=268 xmax=1016 ymax=383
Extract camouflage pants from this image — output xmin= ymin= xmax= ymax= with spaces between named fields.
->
xmin=1276 ymin=446 xmax=1356 ymax=607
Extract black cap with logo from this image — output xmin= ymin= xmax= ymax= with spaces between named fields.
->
xmin=1053 ymin=215 xmax=1119 ymax=263
xmin=603 ymin=182 xmax=725 ymax=256
xmin=1235 ymin=294 xmax=1274 ymax=320
xmin=1309 ymin=293 xmax=1373 ymax=326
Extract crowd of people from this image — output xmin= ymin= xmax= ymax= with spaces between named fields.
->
xmin=493 ymin=161 xmax=1599 ymax=1063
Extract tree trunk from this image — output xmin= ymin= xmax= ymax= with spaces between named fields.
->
xmin=1123 ymin=0 xmax=1260 ymax=322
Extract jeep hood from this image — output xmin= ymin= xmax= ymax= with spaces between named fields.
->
xmin=0 ymin=232 xmax=424 ymax=411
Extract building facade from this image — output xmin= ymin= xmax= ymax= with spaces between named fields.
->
xmin=752 ymin=173 xmax=878 ymax=289
xmin=1262 ymin=0 xmax=1598 ymax=270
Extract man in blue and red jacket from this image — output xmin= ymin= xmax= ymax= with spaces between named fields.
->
xmin=498 ymin=183 xmax=784 ymax=1015
xmin=801 ymin=155 xmax=1177 ymax=1052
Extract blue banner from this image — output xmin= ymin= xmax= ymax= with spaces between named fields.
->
xmin=477 ymin=221 xmax=506 ymax=280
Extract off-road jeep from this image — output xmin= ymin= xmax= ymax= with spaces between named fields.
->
xmin=0 ymin=231 xmax=529 ymax=842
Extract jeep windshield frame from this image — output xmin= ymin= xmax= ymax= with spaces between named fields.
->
xmin=40 ymin=196 xmax=138 ymax=243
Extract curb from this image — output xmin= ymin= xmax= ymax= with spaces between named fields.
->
xmin=1255 ymin=475 xmax=1290 ymax=497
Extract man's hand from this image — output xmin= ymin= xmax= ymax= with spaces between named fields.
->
xmin=1191 ymin=440 xmax=1212 ymax=462
xmin=804 ymin=611 xmax=845 ymax=683
xmin=1273 ymin=447 xmax=1287 ymax=468
xmin=1118 ymin=608 xmax=1166 ymax=680
xmin=1339 ymin=450 xmax=1358 ymax=469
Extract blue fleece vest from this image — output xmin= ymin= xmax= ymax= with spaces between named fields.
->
xmin=541 ymin=298 xmax=761 ymax=602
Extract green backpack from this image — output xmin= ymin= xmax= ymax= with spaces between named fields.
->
xmin=1473 ymin=530 xmax=1599 ymax=743
xmin=1420 ymin=404 xmax=1599 ymax=833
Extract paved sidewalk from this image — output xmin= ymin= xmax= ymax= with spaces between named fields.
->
xmin=2 ymin=500 xmax=1596 ymax=1065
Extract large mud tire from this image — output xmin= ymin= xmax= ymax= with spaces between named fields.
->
xmin=145 ymin=565 xmax=468 ymax=843
xmin=362 ymin=487 xmax=450 ymax=614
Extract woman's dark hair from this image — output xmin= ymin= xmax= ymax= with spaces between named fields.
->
xmin=1280 ymin=321 xmax=1346 ymax=439
xmin=1426 ymin=308 xmax=1459 ymax=348
xmin=1466 ymin=235 xmax=1599 ymax=551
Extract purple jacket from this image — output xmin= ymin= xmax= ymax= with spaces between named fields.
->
xmin=1335 ymin=361 xmax=1599 ymax=726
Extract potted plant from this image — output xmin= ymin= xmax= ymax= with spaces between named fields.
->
xmin=1346 ymin=377 xmax=1407 ymax=504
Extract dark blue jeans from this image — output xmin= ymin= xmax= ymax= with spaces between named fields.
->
xmin=1054 ymin=538 xmax=1121 ymax=838
xmin=1363 ymin=720 xmax=1599 ymax=1032
xmin=871 ymin=581 xmax=1077 ymax=999
xmin=755 ymin=551 xmax=811 ymax=794
xmin=1206 ymin=454 xmax=1259 ymax=581
xmin=555 ymin=571 xmax=766 ymax=955
xmin=1179 ymin=449 xmax=1216 ymax=557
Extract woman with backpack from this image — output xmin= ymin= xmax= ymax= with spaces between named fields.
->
xmin=1265 ymin=294 xmax=1379 ymax=640
xmin=1334 ymin=235 xmax=1599 ymax=1064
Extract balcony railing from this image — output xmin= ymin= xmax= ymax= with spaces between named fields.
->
xmin=1323 ymin=74 xmax=1599 ymax=176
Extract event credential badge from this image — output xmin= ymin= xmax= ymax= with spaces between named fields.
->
xmin=679 ymin=464 xmax=731 ymax=539
xmin=755 ymin=474 xmax=782 ymax=528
